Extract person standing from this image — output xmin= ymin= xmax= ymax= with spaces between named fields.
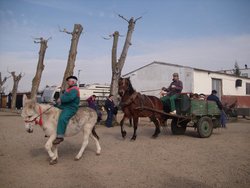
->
xmin=104 ymin=94 xmax=115 ymax=128
xmin=161 ymin=73 xmax=183 ymax=114
xmin=53 ymin=76 xmax=80 ymax=145
xmin=207 ymin=90 xmax=227 ymax=128
xmin=87 ymin=95 xmax=102 ymax=122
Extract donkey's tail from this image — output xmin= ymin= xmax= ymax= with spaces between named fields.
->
xmin=92 ymin=126 xmax=99 ymax=140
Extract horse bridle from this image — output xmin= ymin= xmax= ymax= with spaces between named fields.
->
xmin=119 ymin=78 xmax=156 ymax=109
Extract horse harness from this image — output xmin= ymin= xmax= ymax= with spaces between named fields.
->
xmin=121 ymin=91 xmax=156 ymax=110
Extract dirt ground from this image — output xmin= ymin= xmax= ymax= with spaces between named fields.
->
xmin=0 ymin=111 xmax=249 ymax=188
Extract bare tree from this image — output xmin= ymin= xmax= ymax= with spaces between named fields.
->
xmin=233 ymin=61 xmax=241 ymax=76
xmin=107 ymin=15 xmax=142 ymax=105
xmin=59 ymin=24 xmax=83 ymax=92
xmin=30 ymin=37 xmax=51 ymax=99
xmin=0 ymin=72 xmax=10 ymax=93
xmin=9 ymin=71 xmax=24 ymax=109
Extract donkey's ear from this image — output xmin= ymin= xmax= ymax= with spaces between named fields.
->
xmin=22 ymin=94 xmax=28 ymax=106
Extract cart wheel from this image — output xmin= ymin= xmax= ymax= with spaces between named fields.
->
xmin=197 ymin=116 xmax=213 ymax=138
xmin=171 ymin=118 xmax=187 ymax=135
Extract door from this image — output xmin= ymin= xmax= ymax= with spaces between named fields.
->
xmin=212 ymin=78 xmax=222 ymax=99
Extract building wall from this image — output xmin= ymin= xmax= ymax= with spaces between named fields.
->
xmin=194 ymin=70 xmax=249 ymax=95
xmin=125 ymin=62 xmax=193 ymax=97
xmin=193 ymin=71 xmax=212 ymax=94
xmin=124 ymin=62 xmax=250 ymax=98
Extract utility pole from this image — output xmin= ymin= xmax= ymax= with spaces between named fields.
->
xmin=78 ymin=69 xmax=82 ymax=86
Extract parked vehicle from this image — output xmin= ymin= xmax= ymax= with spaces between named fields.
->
xmin=41 ymin=84 xmax=110 ymax=106
xmin=79 ymin=84 xmax=110 ymax=101
xmin=41 ymin=86 xmax=60 ymax=103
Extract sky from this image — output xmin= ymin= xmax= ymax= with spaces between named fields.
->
xmin=0 ymin=0 xmax=250 ymax=92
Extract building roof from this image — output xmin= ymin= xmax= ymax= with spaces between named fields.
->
xmin=123 ymin=61 xmax=250 ymax=80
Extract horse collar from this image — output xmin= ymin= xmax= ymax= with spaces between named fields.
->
xmin=122 ymin=92 xmax=139 ymax=106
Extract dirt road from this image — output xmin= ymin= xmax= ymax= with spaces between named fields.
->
xmin=0 ymin=111 xmax=249 ymax=188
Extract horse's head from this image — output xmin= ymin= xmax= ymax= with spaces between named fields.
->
xmin=118 ymin=77 xmax=134 ymax=97
xmin=21 ymin=95 xmax=39 ymax=133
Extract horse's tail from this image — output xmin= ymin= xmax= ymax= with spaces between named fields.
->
xmin=92 ymin=126 xmax=99 ymax=140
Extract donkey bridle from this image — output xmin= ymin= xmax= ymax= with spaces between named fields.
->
xmin=24 ymin=105 xmax=53 ymax=126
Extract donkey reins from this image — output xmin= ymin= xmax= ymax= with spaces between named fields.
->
xmin=24 ymin=105 xmax=53 ymax=126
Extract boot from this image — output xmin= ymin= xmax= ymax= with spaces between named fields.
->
xmin=53 ymin=137 xmax=64 ymax=145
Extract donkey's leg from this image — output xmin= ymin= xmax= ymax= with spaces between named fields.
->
xmin=131 ymin=117 xmax=138 ymax=141
xmin=90 ymin=133 xmax=101 ymax=155
xmin=75 ymin=126 xmax=91 ymax=160
xmin=44 ymin=135 xmax=58 ymax=164
xmin=51 ymin=145 xmax=58 ymax=159
xmin=152 ymin=117 xmax=161 ymax=138
xmin=120 ymin=116 xmax=127 ymax=139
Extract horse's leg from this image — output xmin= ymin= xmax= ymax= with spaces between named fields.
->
xmin=152 ymin=116 xmax=161 ymax=138
xmin=129 ymin=118 xmax=133 ymax=127
xmin=44 ymin=135 xmax=58 ymax=164
xmin=90 ymin=133 xmax=101 ymax=155
xmin=131 ymin=117 xmax=138 ymax=141
xmin=120 ymin=116 xmax=127 ymax=139
xmin=75 ymin=126 xmax=91 ymax=160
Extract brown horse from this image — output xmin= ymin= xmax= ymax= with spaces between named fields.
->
xmin=118 ymin=77 xmax=165 ymax=140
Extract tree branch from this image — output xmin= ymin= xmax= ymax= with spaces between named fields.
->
xmin=102 ymin=34 xmax=113 ymax=40
xmin=118 ymin=14 xmax=129 ymax=22
xmin=102 ymin=32 xmax=124 ymax=40
xmin=58 ymin=25 xmax=73 ymax=35
xmin=118 ymin=14 xmax=143 ymax=24
xmin=33 ymin=37 xmax=52 ymax=44
xmin=134 ymin=16 xmax=142 ymax=23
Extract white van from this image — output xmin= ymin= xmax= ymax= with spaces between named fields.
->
xmin=79 ymin=84 xmax=110 ymax=101
xmin=41 ymin=85 xmax=61 ymax=103
xmin=41 ymin=84 xmax=110 ymax=104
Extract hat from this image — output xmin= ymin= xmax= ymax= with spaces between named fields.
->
xmin=212 ymin=90 xmax=217 ymax=94
xmin=66 ymin=76 xmax=78 ymax=81
xmin=173 ymin=73 xmax=179 ymax=77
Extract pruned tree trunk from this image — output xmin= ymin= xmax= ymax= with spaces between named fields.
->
xmin=109 ymin=16 xmax=141 ymax=105
xmin=9 ymin=71 xmax=23 ymax=110
xmin=60 ymin=24 xmax=83 ymax=92
xmin=30 ymin=37 xmax=49 ymax=99
xmin=0 ymin=72 xmax=10 ymax=94
xmin=110 ymin=31 xmax=121 ymax=105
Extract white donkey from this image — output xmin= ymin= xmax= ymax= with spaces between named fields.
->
xmin=21 ymin=95 xmax=101 ymax=165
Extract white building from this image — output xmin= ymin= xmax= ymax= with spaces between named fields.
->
xmin=123 ymin=61 xmax=250 ymax=99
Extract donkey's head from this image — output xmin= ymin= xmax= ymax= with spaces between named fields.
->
xmin=21 ymin=95 xmax=38 ymax=133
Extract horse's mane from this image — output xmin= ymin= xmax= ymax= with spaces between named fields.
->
xmin=127 ymin=78 xmax=136 ymax=95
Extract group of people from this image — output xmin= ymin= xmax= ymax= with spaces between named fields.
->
xmin=52 ymin=73 xmax=227 ymax=145
xmin=86 ymin=94 xmax=117 ymax=128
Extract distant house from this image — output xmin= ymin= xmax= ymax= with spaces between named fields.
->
xmin=218 ymin=65 xmax=250 ymax=78
xmin=123 ymin=61 xmax=250 ymax=116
